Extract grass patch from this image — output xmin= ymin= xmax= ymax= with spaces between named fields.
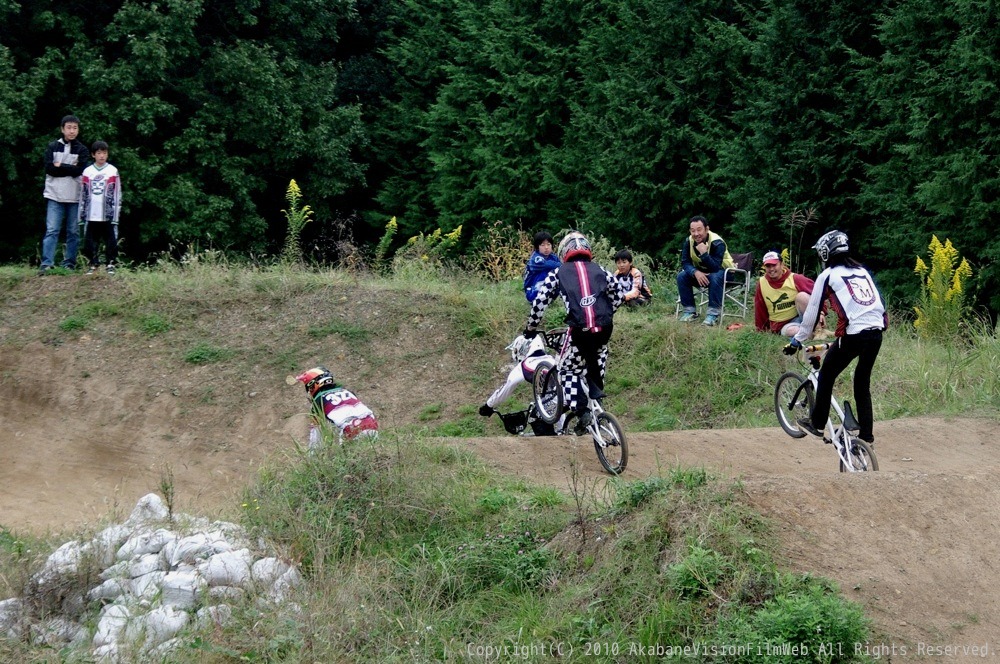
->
xmin=307 ymin=320 xmax=372 ymax=342
xmin=58 ymin=315 xmax=89 ymax=332
xmin=184 ymin=343 xmax=235 ymax=364
xmin=134 ymin=312 xmax=172 ymax=335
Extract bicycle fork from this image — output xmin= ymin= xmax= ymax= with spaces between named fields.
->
xmin=588 ymin=403 xmax=608 ymax=447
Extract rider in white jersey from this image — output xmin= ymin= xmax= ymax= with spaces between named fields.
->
xmin=785 ymin=231 xmax=887 ymax=445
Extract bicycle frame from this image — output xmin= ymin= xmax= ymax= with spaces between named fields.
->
xmin=532 ymin=327 xmax=628 ymax=474
xmin=790 ymin=344 xmax=871 ymax=473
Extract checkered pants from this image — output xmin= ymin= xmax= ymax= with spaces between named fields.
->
xmin=558 ymin=330 xmax=610 ymax=413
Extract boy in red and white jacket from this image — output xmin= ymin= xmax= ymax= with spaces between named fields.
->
xmin=79 ymin=140 xmax=122 ymax=274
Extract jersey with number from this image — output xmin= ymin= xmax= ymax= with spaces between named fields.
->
xmin=80 ymin=163 xmax=122 ymax=223
xmin=314 ymin=386 xmax=377 ymax=433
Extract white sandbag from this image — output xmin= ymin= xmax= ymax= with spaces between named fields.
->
xmin=92 ymin=643 xmax=119 ymax=663
xmin=169 ymin=533 xmax=224 ymax=566
xmin=129 ymin=571 xmax=166 ymax=601
xmin=208 ymin=586 xmax=246 ymax=603
xmin=137 ymin=605 xmax=189 ymax=649
xmin=205 ymin=522 xmax=251 ymax=549
xmin=197 ymin=548 xmax=252 ymax=587
xmin=266 ymin=566 xmax=302 ymax=604
xmin=147 ymin=636 xmax=185 ymax=660
xmin=124 ymin=494 xmax=169 ymax=527
xmin=91 ymin=524 xmax=131 ymax=567
xmin=34 ymin=540 xmax=85 ymax=585
xmin=93 ymin=604 xmax=131 ymax=648
xmin=116 ymin=528 xmax=176 ymax=561
xmin=127 ymin=552 xmax=164 ymax=578
xmin=0 ymin=597 xmax=26 ymax=640
xmin=87 ymin=578 xmax=128 ymax=602
xmin=30 ymin=616 xmax=87 ymax=647
xmin=99 ymin=560 xmax=128 ymax=581
xmin=159 ymin=571 xmax=206 ymax=609
xmin=251 ymin=557 xmax=292 ymax=586
xmin=196 ymin=603 xmax=233 ymax=629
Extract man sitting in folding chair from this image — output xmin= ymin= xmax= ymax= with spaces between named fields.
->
xmin=676 ymin=215 xmax=736 ymax=327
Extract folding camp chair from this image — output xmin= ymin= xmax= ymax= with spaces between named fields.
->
xmin=675 ymin=252 xmax=754 ymax=321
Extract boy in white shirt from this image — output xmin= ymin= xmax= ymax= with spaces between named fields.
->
xmin=79 ymin=141 xmax=122 ymax=274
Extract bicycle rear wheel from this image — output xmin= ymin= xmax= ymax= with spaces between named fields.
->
xmin=532 ymin=360 xmax=562 ymax=424
xmin=839 ymin=438 xmax=878 ymax=472
xmin=774 ymin=372 xmax=814 ymax=438
xmin=593 ymin=412 xmax=628 ymax=475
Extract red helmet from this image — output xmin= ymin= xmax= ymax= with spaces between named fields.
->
xmin=295 ymin=366 xmax=336 ymax=397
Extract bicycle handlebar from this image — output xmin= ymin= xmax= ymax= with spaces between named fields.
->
xmin=803 ymin=342 xmax=832 ymax=353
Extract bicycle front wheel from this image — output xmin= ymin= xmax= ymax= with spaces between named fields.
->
xmin=593 ymin=412 xmax=628 ymax=475
xmin=532 ymin=360 xmax=562 ymax=424
xmin=774 ymin=372 xmax=814 ymax=438
xmin=840 ymin=438 xmax=878 ymax=472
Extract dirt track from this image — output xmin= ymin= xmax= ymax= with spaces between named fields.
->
xmin=459 ymin=417 xmax=1000 ymax=651
xmin=1 ymin=333 xmax=998 ymax=652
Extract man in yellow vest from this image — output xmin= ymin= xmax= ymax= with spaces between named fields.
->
xmin=753 ymin=250 xmax=825 ymax=337
xmin=676 ymin=215 xmax=735 ymax=326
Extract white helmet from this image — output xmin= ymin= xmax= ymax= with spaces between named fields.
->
xmin=506 ymin=334 xmax=546 ymax=363
xmin=557 ymin=231 xmax=592 ymax=261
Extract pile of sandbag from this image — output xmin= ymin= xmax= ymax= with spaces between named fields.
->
xmin=0 ymin=493 xmax=300 ymax=662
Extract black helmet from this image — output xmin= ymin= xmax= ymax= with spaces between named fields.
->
xmin=813 ymin=230 xmax=849 ymax=266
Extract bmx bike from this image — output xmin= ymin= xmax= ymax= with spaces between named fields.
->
xmin=530 ymin=328 xmax=628 ymax=475
xmin=774 ymin=342 xmax=878 ymax=473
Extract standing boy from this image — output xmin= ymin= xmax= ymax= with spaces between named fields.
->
xmin=79 ymin=141 xmax=123 ymax=274
xmin=40 ymin=115 xmax=91 ymax=272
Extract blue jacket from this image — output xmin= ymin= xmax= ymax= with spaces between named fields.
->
xmin=523 ymin=251 xmax=561 ymax=301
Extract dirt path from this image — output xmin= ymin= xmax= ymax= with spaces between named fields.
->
xmin=2 ymin=351 xmax=998 ymax=652
xmin=459 ymin=416 xmax=1000 ymax=651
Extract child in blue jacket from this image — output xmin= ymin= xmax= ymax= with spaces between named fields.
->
xmin=523 ymin=231 xmax=561 ymax=302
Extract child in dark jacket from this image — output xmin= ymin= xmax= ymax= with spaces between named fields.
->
xmin=613 ymin=249 xmax=653 ymax=307
xmin=522 ymin=231 xmax=561 ymax=302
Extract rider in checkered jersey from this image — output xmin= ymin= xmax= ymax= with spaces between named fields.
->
xmin=524 ymin=232 xmax=629 ymax=423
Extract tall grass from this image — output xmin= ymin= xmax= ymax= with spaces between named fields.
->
xmin=207 ymin=438 xmax=870 ymax=662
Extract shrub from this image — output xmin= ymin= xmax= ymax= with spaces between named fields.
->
xmin=474 ymin=221 xmax=532 ymax=282
xmin=280 ymin=179 xmax=313 ymax=264
xmin=448 ymin=527 xmax=555 ymax=596
xmin=59 ymin=315 xmax=89 ymax=331
xmin=374 ymin=216 xmax=398 ymax=271
xmin=667 ymin=544 xmax=728 ymax=597
xmin=712 ymin=584 xmax=870 ymax=663
xmin=392 ymin=226 xmax=463 ymax=272
xmin=914 ymin=235 xmax=973 ymax=341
